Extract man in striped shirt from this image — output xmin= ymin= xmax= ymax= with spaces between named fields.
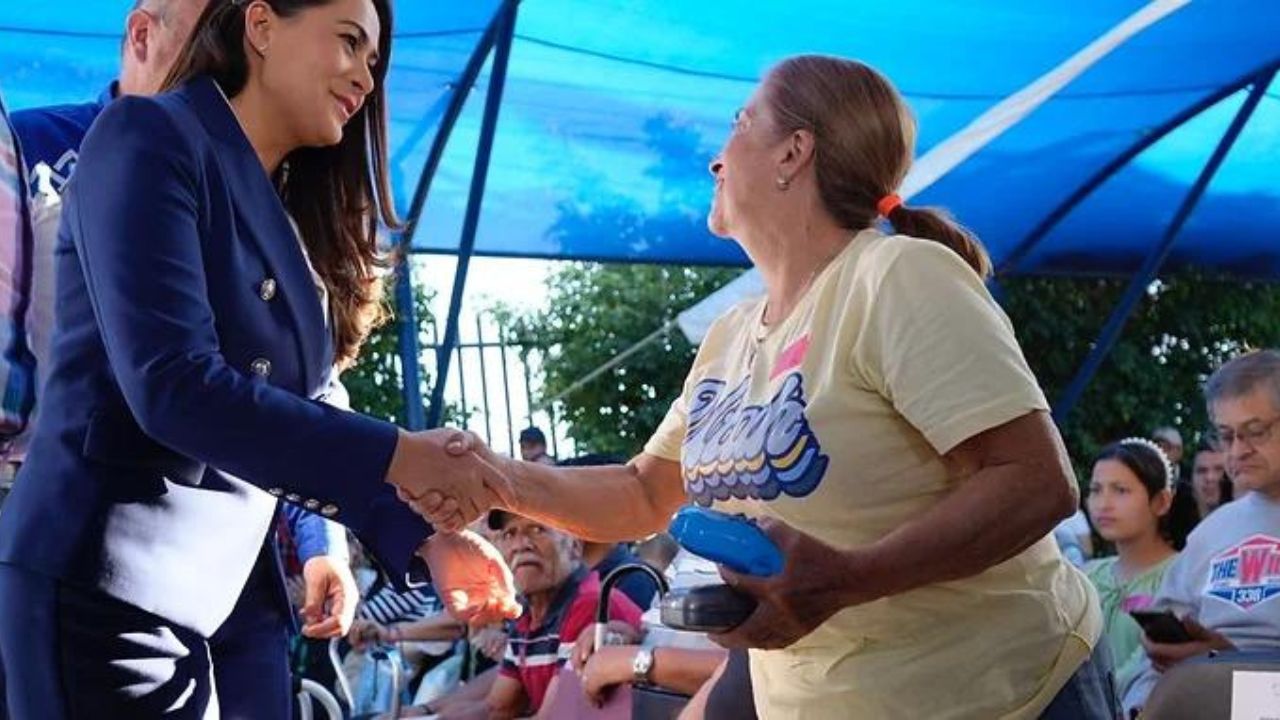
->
xmin=0 ymin=88 xmax=35 ymax=501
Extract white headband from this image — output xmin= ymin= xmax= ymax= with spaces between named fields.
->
xmin=1118 ymin=436 xmax=1174 ymax=489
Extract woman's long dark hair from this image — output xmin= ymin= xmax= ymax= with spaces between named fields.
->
xmin=163 ymin=0 xmax=399 ymax=368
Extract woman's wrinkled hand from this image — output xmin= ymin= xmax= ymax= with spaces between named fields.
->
xmin=710 ymin=516 xmax=867 ymax=650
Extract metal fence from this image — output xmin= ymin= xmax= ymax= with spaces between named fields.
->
xmin=420 ymin=313 xmax=567 ymax=461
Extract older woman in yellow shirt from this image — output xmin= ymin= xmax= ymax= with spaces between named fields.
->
xmin=416 ymin=54 xmax=1112 ymax=719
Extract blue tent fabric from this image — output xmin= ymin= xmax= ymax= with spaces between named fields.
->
xmin=1 ymin=0 xmax=1277 ymax=277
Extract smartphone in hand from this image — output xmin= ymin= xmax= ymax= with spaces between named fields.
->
xmin=1129 ymin=610 xmax=1194 ymax=644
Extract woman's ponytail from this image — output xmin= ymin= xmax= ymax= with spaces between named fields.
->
xmin=885 ymin=203 xmax=992 ymax=279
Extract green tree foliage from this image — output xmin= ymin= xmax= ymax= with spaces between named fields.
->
xmin=502 ymin=262 xmax=738 ymax=457
xmin=344 ymin=282 xmax=451 ymax=426
xmin=510 ymin=270 xmax=1280 ymax=474
xmin=1001 ymin=273 xmax=1280 ymax=474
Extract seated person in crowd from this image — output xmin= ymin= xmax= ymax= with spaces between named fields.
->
xmin=396 ymin=521 xmax=514 ymax=710
xmin=1190 ymin=440 xmax=1233 ymax=519
xmin=1053 ymin=505 xmax=1094 ymax=567
xmin=344 ymin=543 xmax=461 ymax=700
xmin=1123 ymin=351 xmax=1280 ymax=715
xmin=1152 ymin=426 xmax=1185 ymax=481
xmin=1083 ymin=438 xmax=1179 ymax=700
xmin=349 ymin=608 xmax=464 ymax=652
xmin=349 ymin=575 xmax=449 ymax=648
xmin=412 ymin=511 xmax=643 ymax=719
xmin=558 ymin=453 xmax=661 ymax=609
xmin=570 ymin=633 xmax=728 ymax=708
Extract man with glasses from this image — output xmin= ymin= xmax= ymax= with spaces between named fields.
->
xmin=1122 ymin=350 xmax=1280 ymax=715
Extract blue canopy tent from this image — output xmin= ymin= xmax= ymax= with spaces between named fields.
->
xmin=1 ymin=0 xmax=1277 ymax=427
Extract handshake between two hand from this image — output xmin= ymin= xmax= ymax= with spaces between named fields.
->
xmin=386 ymin=428 xmax=524 ymax=627
xmin=386 ymin=427 xmax=516 ymax=531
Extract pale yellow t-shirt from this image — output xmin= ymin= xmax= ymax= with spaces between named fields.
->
xmin=645 ymin=230 xmax=1101 ymax=719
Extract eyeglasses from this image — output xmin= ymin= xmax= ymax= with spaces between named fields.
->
xmin=1206 ymin=414 xmax=1280 ymax=451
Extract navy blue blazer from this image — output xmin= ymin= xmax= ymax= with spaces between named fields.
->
xmin=0 ymin=77 xmax=431 ymax=637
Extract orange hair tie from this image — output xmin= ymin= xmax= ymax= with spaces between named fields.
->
xmin=877 ymin=193 xmax=903 ymax=218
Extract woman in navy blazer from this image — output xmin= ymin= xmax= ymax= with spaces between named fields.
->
xmin=0 ymin=0 xmax=517 ymax=716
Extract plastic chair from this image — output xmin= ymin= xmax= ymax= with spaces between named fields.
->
xmin=328 ymin=636 xmax=405 ymax=719
xmin=296 ymin=678 xmax=344 ymax=720
xmin=1140 ymin=650 xmax=1280 ymax=719
xmin=632 ymin=685 xmax=691 ymax=720
xmin=599 ymin=564 xmax=691 ymax=719
xmin=328 ymin=637 xmax=355 ymax=709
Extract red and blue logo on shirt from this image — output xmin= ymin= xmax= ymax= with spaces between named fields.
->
xmin=1206 ymin=534 xmax=1280 ymax=610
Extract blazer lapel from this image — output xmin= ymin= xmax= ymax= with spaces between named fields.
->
xmin=180 ymin=77 xmax=327 ymax=393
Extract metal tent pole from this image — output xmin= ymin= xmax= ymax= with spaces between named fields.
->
xmin=1052 ymin=73 xmax=1272 ymax=423
xmin=391 ymin=1 xmax=518 ymax=429
xmin=997 ymin=63 xmax=1277 ymax=276
xmin=427 ymin=1 xmax=519 ymax=428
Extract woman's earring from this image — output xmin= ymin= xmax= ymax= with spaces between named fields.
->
xmin=775 ymin=176 xmax=791 ymax=191
xmin=275 ymin=160 xmax=290 ymax=194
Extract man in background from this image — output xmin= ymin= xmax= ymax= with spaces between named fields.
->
xmin=1152 ymin=426 xmax=1185 ymax=482
xmin=1190 ymin=441 xmax=1232 ymax=519
xmin=418 ymin=511 xmax=642 ymax=718
xmin=518 ymin=426 xmax=557 ymax=465
xmin=1124 ymin=352 xmax=1280 ymax=714
xmin=0 ymin=87 xmax=35 ymax=506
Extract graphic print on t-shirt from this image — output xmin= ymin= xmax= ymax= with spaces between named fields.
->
xmin=769 ymin=333 xmax=811 ymax=381
xmin=1206 ymin=534 xmax=1280 ymax=610
xmin=682 ymin=371 xmax=828 ymax=506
